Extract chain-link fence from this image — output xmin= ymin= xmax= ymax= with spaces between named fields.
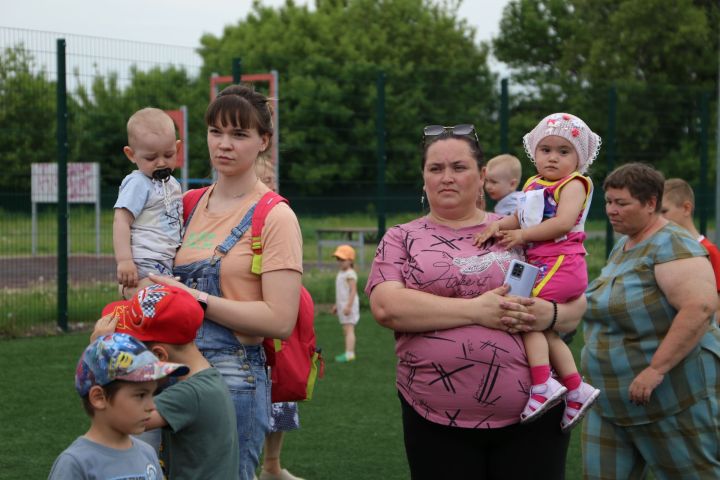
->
xmin=1 ymin=27 xmax=717 ymax=335
xmin=0 ymin=28 xmax=203 ymax=335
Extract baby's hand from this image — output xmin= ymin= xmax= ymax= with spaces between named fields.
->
xmin=117 ymin=260 xmax=138 ymax=288
xmin=474 ymin=222 xmax=501 ymax=247
xmin=498 ymin=229 xmax=525 ymax=248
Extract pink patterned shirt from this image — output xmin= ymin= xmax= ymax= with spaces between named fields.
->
xmin=365 ymin=214 xmax=532 ymax=428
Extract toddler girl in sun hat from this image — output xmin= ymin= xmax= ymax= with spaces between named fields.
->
xmin=475 ymin=112 xmax=601 ymax=431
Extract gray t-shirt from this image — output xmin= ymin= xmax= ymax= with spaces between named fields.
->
xmin=155 ymin=368 xmax=240 ymax=479
xmin=48 ymin=436 xmax=161 ymax=480
xmin=114 ymin=170 xmax=182 ymax=262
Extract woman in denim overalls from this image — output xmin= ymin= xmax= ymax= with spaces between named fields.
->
xmin=151 ymin=85 xmax=304 ymax=480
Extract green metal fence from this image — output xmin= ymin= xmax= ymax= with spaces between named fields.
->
xmin=0 ymin=28 xmax=203 ymax=335
xmin=0 ymin=27 xmax=717 ymax=336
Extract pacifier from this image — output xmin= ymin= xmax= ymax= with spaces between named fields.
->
xmin=152 ymin=168 xmax=172 ymax=181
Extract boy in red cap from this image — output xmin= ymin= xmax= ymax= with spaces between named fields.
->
xmin=97 ymin=283 xmax=240 ymax=479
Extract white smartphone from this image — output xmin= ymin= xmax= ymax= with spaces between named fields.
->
xmin=503 ymin=259 xmax=540 ymax=297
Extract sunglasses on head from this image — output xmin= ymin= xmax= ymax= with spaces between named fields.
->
xmin=423 ymin=124 xmax=479 ymax=145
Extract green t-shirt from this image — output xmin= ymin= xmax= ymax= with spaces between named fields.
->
xmin=155 ymin=367 xmax=239 ymax=479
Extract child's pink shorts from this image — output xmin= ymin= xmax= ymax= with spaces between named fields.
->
xmin=528 ymin=253 xmax=587 ymax=303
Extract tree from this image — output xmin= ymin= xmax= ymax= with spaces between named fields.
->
xmin=0 ymin=45 xmax=55 ymax=193
xmin=493 ymin=0 xmax=719 ymax=182
xmin=70 ymin=65 xmax=208 ymax=191
xmin=198 ymin=0 xmax=497 ymax=196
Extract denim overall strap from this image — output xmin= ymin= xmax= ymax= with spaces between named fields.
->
xmin=212 ymin=205 xmax=257 ymax=263
xmin=174 ymin=203 xmax=258 ymax=350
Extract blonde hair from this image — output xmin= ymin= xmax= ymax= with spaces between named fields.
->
xmin=664 ymin=178 xmax=695 ymax=209
xmin=256 ymin=153 xmax=277 ymax=192
xmin=126 ymin=107 xmax=176 ymax=147
xmin=486 ymin=154 xmax=522 ymax=183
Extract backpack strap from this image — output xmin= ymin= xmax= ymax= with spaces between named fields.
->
xmin=182 ymin=186 xmax=210 ymax=225
xmin=250 ymin=191 xmax=289 ymax=275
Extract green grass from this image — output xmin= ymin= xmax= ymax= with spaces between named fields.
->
xmin=0 ymin=209 xmax=602 ymax=477
xmin=0 ymin=207 xmax=115 ymax=255
xmin=0 ymin=282 xmax=120 ymax=337
xmin=0 ymin=311 xmax=586 ymax=480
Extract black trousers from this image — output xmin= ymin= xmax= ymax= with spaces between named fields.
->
xmin=399 ymin=393 xmax=570 ymax=479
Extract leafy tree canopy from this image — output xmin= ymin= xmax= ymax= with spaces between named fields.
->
xmin=492 ymin=0 xmax=719 ymax=182
xmin=0 ymin=45 xmax=55 ymax=193
xmin=198 ymin=0 xmax=497 ymax=194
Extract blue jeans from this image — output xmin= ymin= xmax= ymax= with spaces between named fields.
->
xmin=174 ymin=208 xmax=270 ymax=480
xmin=203 ymin=344 xmax=270 ymax=480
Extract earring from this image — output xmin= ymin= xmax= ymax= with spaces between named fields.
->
xmin=420 ymin=192 xmax=426 ymax=210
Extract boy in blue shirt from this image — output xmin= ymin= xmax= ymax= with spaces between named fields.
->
xmin=48 ymin=332 xmax=188 ymax=479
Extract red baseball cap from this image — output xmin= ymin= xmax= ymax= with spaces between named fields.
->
xmin=102 ymin=284 xmax=203 ymax=345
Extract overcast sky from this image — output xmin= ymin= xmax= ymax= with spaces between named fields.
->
xmin=2 ymin=0 xmax=510 ymax=50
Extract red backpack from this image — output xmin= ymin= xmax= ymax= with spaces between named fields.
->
xmin=183 ymin=188 xmax=323 ymax=402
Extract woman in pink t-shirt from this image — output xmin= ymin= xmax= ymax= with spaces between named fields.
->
xmin=365 ymin=124 xmax=586 ymax=479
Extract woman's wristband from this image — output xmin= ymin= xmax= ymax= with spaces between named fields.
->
xmin=196 ymin=290 xmax=209 ymax=311
xmin=546 ymin=300 xmax=558 ymax=331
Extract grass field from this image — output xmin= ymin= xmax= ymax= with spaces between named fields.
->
xmin=0 ymin=309 xmax=587 ymax=480
xmin=0 ymin=208 xmax=606 ymax=478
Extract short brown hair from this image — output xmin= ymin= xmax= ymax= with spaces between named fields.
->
xmin=80 ymin=380 xmax=127 ymax=417
xmin=603 ymin=163 xmax=664 ymax=212
xmin=664 ymin=178 xmax=695 ymax=210
xmin=205 ymin=84 xmax=274 ymax=138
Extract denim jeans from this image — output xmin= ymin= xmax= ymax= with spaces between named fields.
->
xmin=174 ymin=203 xmax=270 ymax=480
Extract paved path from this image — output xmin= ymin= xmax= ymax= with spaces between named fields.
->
xmin=0 ymin=255 xmax=116 ymax=289
xmin=0 ymin=255 xmax=333 ymax=289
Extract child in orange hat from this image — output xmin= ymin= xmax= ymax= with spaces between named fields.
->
xmin=332 ymin=244 xmax=360 ymax=362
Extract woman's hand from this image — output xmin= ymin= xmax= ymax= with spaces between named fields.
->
xmin=628 ymin=367 xmax=664 ymax=405
xmin=148 ymin=274 xmax=195 ymax=296
xmin=473 ymin=285 xmax=536 ymax=333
